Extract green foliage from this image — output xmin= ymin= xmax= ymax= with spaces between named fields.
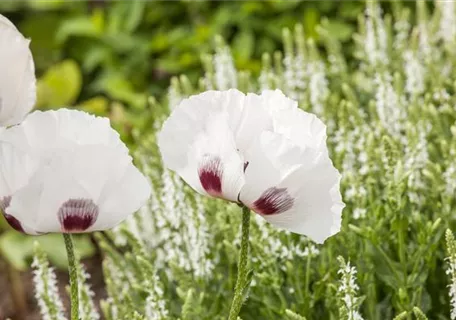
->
xmin=36 ymin=60 xmax=82 ymax=109
xmin=0 ymin=232 xmax=95 ymax=270
xmin=285 ymin=309 xmax=307 ymax=320
xmin=2 ymin=0 xmax=364 ymax=108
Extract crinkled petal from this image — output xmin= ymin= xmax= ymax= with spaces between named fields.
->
xmin=273 ymin=108 xmax=327 ymax=152
xmin=0 ymin=142 xmax=38 ymax=198
xmin=260 ymin=89 xmax=299 ymax=114
xmin=159 ymin=90 xmax=244 ymax=170
xmin=240 ymin=130 xmax=343 ymax=243
xmin=159 ymin=107 xmax=245 ymax=202
xmin=0 ymin=109 xmax=127 ymax=156
xmin=0 ymin=14 xmax=36 ymax=126
xmin=96 ymin=163 xmax=151 ymax=230
xmin=7 ymin=145 xmax=136 ymax=233
xmin=233 ymin=92 xmax=272 ymax=153
xmin=260 ymin=159 xmax=343 ymax=244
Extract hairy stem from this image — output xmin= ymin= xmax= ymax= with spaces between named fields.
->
xmin=228 ymin=206 xmax=251 ymax=320
xmin=63 ymin=233 xmax=79 ymax=320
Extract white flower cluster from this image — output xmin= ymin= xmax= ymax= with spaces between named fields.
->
xmin=283 ymin=44 xmax=305 ymax=102
xmin=251 ymin=214 xmax=320 ymax=275
xmin=338 ymin=257 xmax=364 ymax=320
xmin=281 ymin=30 xmax=329 ymax=115
xmin=213 ymin=37 xmax=238 ymax=90
xmin=144 ymin=274 xmax=169 ymax=320
xmin=114 ymin=166 xmax=214 ymax=279
xmin=403 ymin=50 xmax=425 ymax=97
xmin=404 ymin=122 xmax=431 ymax=205
xmin=308 ymin=60 xmax=329 ymax=115
xmin=374 ymin=72 xmax=406 ymax=139
xmin=32 ymin=249 xmax=67 ymax=320
xmin=438 ymin=0 xmax=456 ymax=48
xmin=363 ymin=4 xmax=387 ymax=68
xmin=446 ymin=230 xmax=456 ymax=320
xmin=77 ymin=263 xmax=100 ymax=320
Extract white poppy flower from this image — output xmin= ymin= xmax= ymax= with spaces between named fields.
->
xmin=0 ymin=109 xmax=151 ymax=234
xmin=0 ymin=14 xmax=36 ymax=126
xmin=158 ymin=89 xmax=344 ymax=243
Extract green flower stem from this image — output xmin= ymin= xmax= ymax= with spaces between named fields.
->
xmin=63 ymin=233 xmax=79 ymax=320
xmin=304 ymin=251 xmax=312 ymax=311
xmin=228 ymin=206 xmax=251 ymax=320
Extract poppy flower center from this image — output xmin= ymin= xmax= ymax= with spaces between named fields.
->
xmin=198 ymin=155 xmax=223 ymax=197
xmin=252 ymin=187 xmax=294 ymax=215
xmin=58 ymin=198 xmax=99 ymax=233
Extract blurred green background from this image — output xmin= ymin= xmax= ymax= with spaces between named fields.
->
xmin=0 ymin=1 xmax=369 ymax=139
xmin=3 ymin=1 xmax=424 ymax=140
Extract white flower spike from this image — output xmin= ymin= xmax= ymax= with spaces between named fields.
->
xmin=0 ymin=109 xmax=151 ymax=234
xmin=0 ymin=14 xmax=36 ymax=126
xmin=158 ymin=89 xmax=344 ymax=243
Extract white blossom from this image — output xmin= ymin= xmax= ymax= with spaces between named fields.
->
xmin=438 ymin=0 xmax=456 ymax=47
xmin=32 ymin=253 xmax=66 ymax=320
xmin=403 ymin=50 xmax=425 ymax=96
xmin=374 ymin=73 xmax=405 ymax=138
xmin=0 ymin=14 xmax=36 ymax=126
xmin=308 ymin=60 xmax=329 ymax=115
xmin=158 ymin=89 xmax=344 ymax=243
xmin=214 ymin=43 xmax=237 ymax=90
xmin=338 ymin=257 xmax=364 ymax=320
xmin=144 ymin=274 xmax=169 ymax=320
xmin=0 ymin=109 xmax=151 ymax=234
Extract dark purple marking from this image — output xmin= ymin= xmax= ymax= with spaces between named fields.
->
xmin=0 ymin=196 xmax=11 ymax=212
xmin=252 ymin=187 xmax=294 ymax=215
xmin=244 ymin=161 xmax=250 ymax=172
xmin=58 ymin=199 xmax=99 ymax=233
xmin=4 ymin=214 xmax=25 ymax=233
xmin=0 ymin=196 xmax=24 ymax=232
xmin=198 ymin=156 xmax=223 ymax=197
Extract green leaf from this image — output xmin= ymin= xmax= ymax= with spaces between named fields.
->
xmin=56 ymin=16 xmax=103 ymax=44
xmin=0 ymin=231 xmax=95 ymax=271
xmin=124 ymin=0 xmax=146 ymax=33
xmin=322 ymin=20 xmax=354 ymax=42
xmin=36 ymin=60 xmax=82 ymax=108
xmin=78 ymin=96 xmax=109 ymax=116
xmin=0 ymin=231 xmax=32 ymax=270
xmin=233 ymin=29 xmax=255 ymax=62
xmin=26 ymin=0 xmax=67 ymax=10
xmin=94 ymin=73 xmax=147 ymax=110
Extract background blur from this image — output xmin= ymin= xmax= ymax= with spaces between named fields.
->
xmin=1 ymin=0 xmax=389 ymax=141
xmin=0 ymin=1 xmax=427 ymax=319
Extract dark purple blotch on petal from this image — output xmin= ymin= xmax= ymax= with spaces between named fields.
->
xmin=198 ymin=155 xmax=223 ymax=197
xmin=58 ymin=199 xmax=99 ymax=233
xmin=252 ymin=187 xmax=294 ymax=215
xmin=0 ymin=196 xmax=25 ymax=233
xmin=4 ymin=214 xmax=25 ymax=233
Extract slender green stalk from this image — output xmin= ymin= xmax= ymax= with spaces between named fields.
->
xmin=304 ymin=252 xmax=312 ymax=312
xmin=63 ymin=233 xmax=79 ymax=320
xmin=228 ymin=206 xmax=251 ymax=320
